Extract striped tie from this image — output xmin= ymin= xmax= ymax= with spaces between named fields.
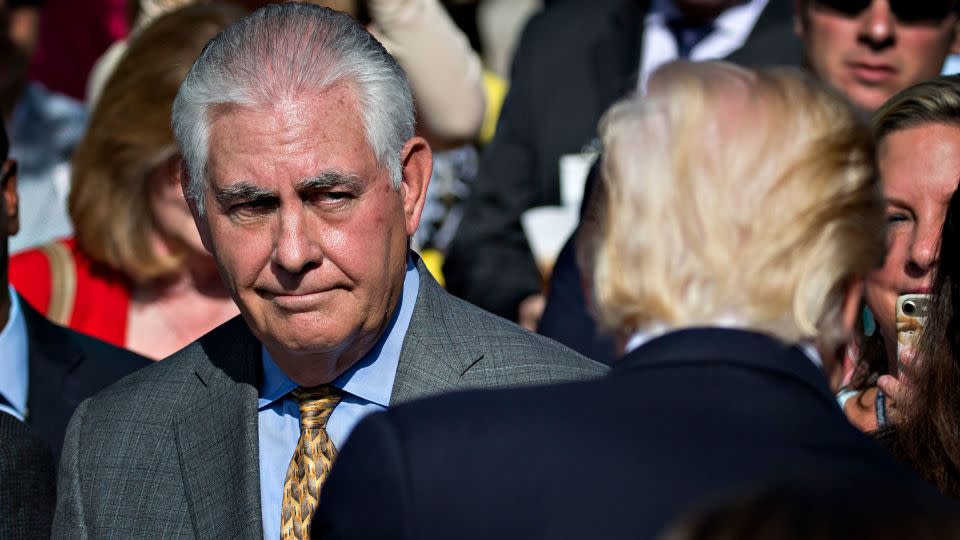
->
xmin=280 ymin=385 xmax=342 ymax=539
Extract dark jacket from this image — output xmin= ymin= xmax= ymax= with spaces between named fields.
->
xmin=0 ymin=411 xmax=57 ymax=539
xmin=22 ymin=296 xmax=151 ymax=459
xmin=314 ymin=328 xmax=947 ymax=540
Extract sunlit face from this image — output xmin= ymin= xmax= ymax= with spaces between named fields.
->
xmin=867 ymin=123 xmax=960 ymax=357
xmin=795 ymin=0 xmax=960 ymax=112
xmin=195 ymin=85 xmax=428 ymax=385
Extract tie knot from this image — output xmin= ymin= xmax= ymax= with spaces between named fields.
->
xmin=666 ymin=18 xmax=715 ymax=59
xmin=293 ymin=385 xmax=342 ymax=431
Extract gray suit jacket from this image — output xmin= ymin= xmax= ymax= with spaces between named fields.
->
xmin=53 ymin=258 xmax=606 ymax=539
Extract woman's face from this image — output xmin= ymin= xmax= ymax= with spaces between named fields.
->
xmin=867 ymin=122 xmax=960 ymax=355
xmin=148 ymin=156 xmax=206 ymax=256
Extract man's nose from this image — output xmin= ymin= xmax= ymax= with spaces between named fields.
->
xmin=857 ymin=0 xmax=895 ymax=49
xmin=273 ymin=206 xmax=323 ymax=275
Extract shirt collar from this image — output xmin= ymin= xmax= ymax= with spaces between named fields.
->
xmin=259 ymin=258 xmax=420 ymax=409
xmin=647 ymin=0 xmax=769 ymax=36
xmin=0 ymin=287 xmax=30 ymax=420
xmin=624 ymin=318 xmax=823 ymax=370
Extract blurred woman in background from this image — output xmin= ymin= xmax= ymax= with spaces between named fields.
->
xmin=842 ymin=76 xmax=960 ymax=431
xmin=9 ymin=3 xmax=245 ymax=360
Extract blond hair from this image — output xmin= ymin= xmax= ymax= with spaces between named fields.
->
xmin=578 ymin=61 xmax=885 ymax=350
xmin=873 ymin=75 xmax=960 ymax=142
xmin=69 ymin=3 xmax=245 ymax=283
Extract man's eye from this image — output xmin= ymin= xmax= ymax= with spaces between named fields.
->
xmin=230 ymin=199 xmax=275 ymax=215
xmin=316 ymin=191 xmax=355 ymax=205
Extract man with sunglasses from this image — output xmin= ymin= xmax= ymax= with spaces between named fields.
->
xmin=796 ymin=0 xmax=960 ymax=112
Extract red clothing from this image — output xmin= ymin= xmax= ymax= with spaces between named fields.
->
xmin=10 ymin=238 xmax=130 ymax=347
xmin=26 ymin=0 xmax=130 ymax=100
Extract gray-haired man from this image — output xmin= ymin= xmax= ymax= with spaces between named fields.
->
xmin=52 ymin=5 xmax=605 ymax=539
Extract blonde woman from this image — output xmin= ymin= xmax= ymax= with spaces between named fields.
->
xmin=10 ymin=4 xmax=245 ymax=359
xmin=841 ymin=76 xmax=960 ymax=432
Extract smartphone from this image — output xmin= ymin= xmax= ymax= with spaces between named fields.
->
xmin=896 ymin=294 xmax=930 ymax=375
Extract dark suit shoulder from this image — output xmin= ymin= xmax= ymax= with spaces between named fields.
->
xmin=509 ymin=0 xmax=639 ymax=78
xmin=424 ymin=282 xmax=607 ymax=377
xmin=56 ymin=324 xmax=150 ymax=371
xmin=23 ymin=299 xmax=150 ymax=373
xmin=76 ymin=351 xmax=198 ymax=416
xmin=523 ymin=0 xmax=637 ymax=38
xmin=80 ymin=315 xmax=257 ymax=417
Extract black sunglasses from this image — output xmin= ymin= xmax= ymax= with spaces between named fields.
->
xmin=814 ymin=0 xmax=958 ymax=24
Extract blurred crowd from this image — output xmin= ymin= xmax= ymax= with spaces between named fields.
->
xmin=3 ymin=0 xmax=960 ymax=538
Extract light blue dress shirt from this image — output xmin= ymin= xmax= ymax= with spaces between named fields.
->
xmin=0 ymin=287 xmax=29 ymax=420
xmin=258 ymin=260 xmax=419 ymax=538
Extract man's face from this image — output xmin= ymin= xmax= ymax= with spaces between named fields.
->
xmin=1 ymin=158 xmax=18 ymax=264
xmin=195 ymin=85 xmax=430 ymax=385
xmin=795 ymin=0 xmax=960 ymax=112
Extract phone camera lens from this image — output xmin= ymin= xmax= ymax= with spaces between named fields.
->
xmin=904 ymin=301 xmax=916 ymax=315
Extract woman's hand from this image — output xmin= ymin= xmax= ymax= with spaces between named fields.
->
xmin=876 ymin=346 xmax=918 ymax=425
xmin=842 ymin=386 xmax=880 ymax=432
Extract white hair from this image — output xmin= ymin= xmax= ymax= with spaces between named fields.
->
xmin=172 ymin=3 xmax=415 ymax=213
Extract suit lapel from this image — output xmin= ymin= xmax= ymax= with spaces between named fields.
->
xmin=174 ymin=317 xmax=264 ymax=539
xmin=21 ymin=299 xmax=83 ymax=452
xmin=390 ymin=257 xmax=483 ymax=406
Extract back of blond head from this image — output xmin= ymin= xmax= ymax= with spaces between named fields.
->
xmin=579 ymin=61 xmax=885 ymax=350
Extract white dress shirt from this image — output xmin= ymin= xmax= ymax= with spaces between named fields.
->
xmin=639 ymin=0 xmax=770 ymax=91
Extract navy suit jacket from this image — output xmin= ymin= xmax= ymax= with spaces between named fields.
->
xmin=21 ymin=296 xmax=151 ymax=459
xmin=314 ymin=328 xmax=947 ymax=539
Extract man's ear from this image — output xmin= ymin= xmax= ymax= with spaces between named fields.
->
xmin=3 ymin=160 xmax=19 ymax=236
xmin=951 ymin=18 xmax=960 ymax=54
xmin=180 ymin=159 xmax=214 ymax=254
xmin=841 ymin=278 xmax=865 ymax=339
xmin=793 ymin=0 xmax=807 ymax=38
xmin=397 ymin=136 xmax=433 ymax=237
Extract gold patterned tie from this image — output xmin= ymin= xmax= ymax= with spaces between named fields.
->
xmin=280 ymin=385 xmax=342 ymax=539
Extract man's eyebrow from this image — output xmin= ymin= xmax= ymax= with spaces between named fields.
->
xmin=297 ymin=171 xmax=365 ymax=192
xmin=213 ymin=181 xmax=276 ymax=207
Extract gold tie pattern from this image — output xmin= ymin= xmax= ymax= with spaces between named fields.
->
xmin=280 ymin=385 xmax=342 ymax=540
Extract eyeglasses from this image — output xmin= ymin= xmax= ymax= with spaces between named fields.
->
xmin=813 ymin=0 xmax=958 ymax=24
